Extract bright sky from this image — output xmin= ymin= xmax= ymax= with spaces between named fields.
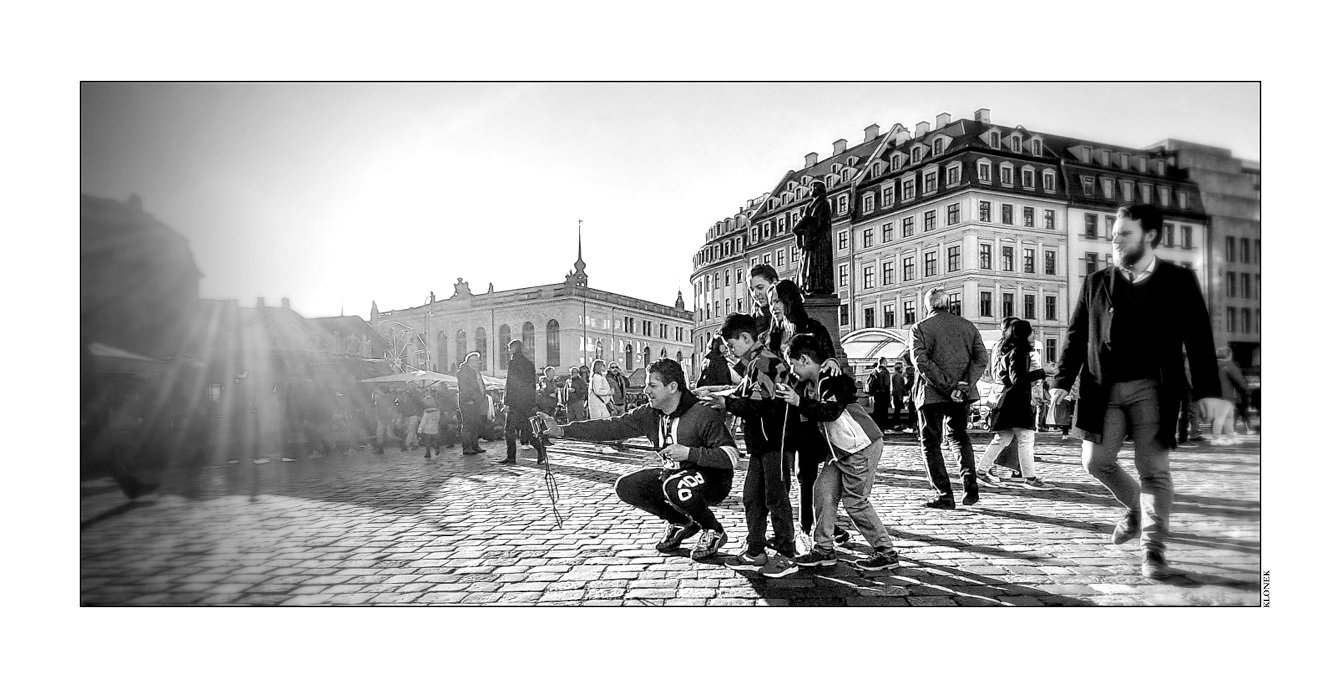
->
xmin=80 ymin=82 xmax=1259 ymax=318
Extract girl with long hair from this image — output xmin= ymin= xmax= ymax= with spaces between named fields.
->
xmin=975 ymin=319 xmax=1051 ymax=489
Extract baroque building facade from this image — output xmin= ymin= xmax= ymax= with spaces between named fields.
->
xmin=690 ymin=109 xmax=1229 ymax=376
xmin=374 ymin=240 xmax=693 ymax=377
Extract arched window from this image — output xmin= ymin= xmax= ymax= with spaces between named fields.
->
xmin=475 ymin=327 xmax=488 ymax=371
xmin=437 ymin=332 xmax=449 ymax=372
xmin=522 ymin=322 xmax=536 ymax=361
xmin=642 ymin=346 xmax=651 ymax=366
xmin=596 ymin=339 xmax=604 ymax=362
xmin=546 ymin=320 xmax=561 ymax=367
xmin=456 ymin=330 xmax=467 ymax=367
xmin=499 ymin=324 xmax=511 ymax=370
xmin=676 ymin=350 xmax=683 ymax=364
xmin=660 ymin=348 xmax=668 ymax=360
xmin=625 ymin=344 xmax=634 ymax=370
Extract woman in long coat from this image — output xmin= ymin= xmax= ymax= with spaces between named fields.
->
xmin=974 ymin=319 xmax=1051 ymax=489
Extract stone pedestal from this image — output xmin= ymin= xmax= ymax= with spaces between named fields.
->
xmin=804 ymin=294 xmax=851 ymax=374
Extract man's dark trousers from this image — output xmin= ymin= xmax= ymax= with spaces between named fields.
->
xmin=873 ymin=395 xmax=891 ymax=432
xmin=504 ymin=407 xmax=534 ymax=461
xmin=917 ymin=401 xmax=979 ymax=501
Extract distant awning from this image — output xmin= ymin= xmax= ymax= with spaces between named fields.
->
xmin=840 ymin=328 xmax=909 ymax=368
xmin=361 ymin=370 xmax=459 ymax=387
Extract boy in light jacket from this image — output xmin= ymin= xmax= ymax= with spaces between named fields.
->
xmin=777 ymin=334 xmax=899 ymax=571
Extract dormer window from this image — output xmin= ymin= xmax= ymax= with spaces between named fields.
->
xmin=933 ymin=138 xmax=944 ymax=156
xmin=946 ymin=162 xmax=962 ymax=186
xmin=1101 ymin=177 xmax=1114 ymax=199
xmin=1010 ymin=136 xmax=1021 ymax=153
xmin=1178 ymin=190 xmax=1189 ymax=208
xmin=1000 ymin=163 xmax=1014 ymax=186
xmin=862 ymin=193 xmax=874 ymax=213
xmin=1042 ymin=170 xmax=1056 ymax=192
xmin=892 ymin=156 xmax=903 ymax=171
xmin=913 ymin=147 xmax=923 ymax=163
xmin=843 ymin=169 xmax=852 ymax=182
xmin=1079 ymin=147 xmax=1092 ymax=163
xmin=1158 ymin=186 xmax=1171 ymax=206
xmin=1021 ymin=166 xmax=1035 ymax=188
xmin=1081 ymin=176 xmax=1096 ymax=197
xmin=923 ymin=168 xmax=939 ymax=194
xmin=990 ymin=131 xmax=1001 ymax=148
xmin=1154 ymin=160 xmax=1166 ymax=175
xmin=1120 ymin=153 xmax=1130 ymax=170
xmin=1135 ymin=157 xmax=1147 ymax=173
xmin=1121 ymin=179 xmax=1134 ymax=202
xmin=1032 ymin=139 xmax=1043 ymax=156
xmin=1140 ymin=183 xmax=1153 ymax=203
xmin=836 ymin=194 xmax=849 ymax=215
xmin=978 ymin=159 xmax=992 ymax=183
xmin=1100 ymin=149 xmax=1111 ymax=166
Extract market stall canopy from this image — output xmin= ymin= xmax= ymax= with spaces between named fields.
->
xmin=480 ymin=375 xmax=507 ymax=391
xmin=840 ymin=328 xmax=910 ymax=369
xmin=87 ymin=342 xmax=167 ymax=376
xmin=360 ymin=370 xmax=459 ymax=387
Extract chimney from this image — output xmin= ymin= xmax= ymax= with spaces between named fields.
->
xmin=257 ymin=296 xmax=266 ymax=309
xmin=863 ymin=123 xmax=881 ymax=143
xmin=281 ymin=297 xmax=291 ymax=310
xmin=804 ymin=152 xmax=818 ymax=167
xmin=935 ymin=112 xmax=951 ymax=129
xmin=832 ymin=139 xmax=847 ymax=156
xmin=915 ymin=121 xmax=929 ymax=138
xmin=974 ymin=108 xmax=991 ymax=124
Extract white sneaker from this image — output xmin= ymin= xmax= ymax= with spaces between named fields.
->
xmin=280 ymin=457 xmax=297 ymax=462
xmin=251 ymin=457 xmax=271 ymax=464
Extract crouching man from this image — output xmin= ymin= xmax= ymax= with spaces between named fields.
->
xmin=541 ymin=359 xmax=737 ymax=561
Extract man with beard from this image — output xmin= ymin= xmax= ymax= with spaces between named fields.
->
xmin=1051 ymin=204 xmax=1229 ymax=580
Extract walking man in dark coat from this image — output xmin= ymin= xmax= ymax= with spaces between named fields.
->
xmin=1051 ymin=204 xmax=1229 ymax=579
xmin=867 ymin=358 xmax=893 ymax=433
xmin=910 ymin=287 xmax=989 ymax=509
xmin=501 ymin=339 xmax=537 ymax=464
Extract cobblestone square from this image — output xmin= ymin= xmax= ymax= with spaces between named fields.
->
xmin=80 ymin=432 xmax=1261 ymax=606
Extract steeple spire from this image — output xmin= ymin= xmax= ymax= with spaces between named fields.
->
xmin=568 ymin=219 xmax=588 ymax=287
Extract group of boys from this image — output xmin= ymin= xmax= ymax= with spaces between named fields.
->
xmin=541 ymin=264 xmax=898 ymax=577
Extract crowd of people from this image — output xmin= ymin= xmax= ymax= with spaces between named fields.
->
xmin=527 ymin=204 xmax=1254 ymax=582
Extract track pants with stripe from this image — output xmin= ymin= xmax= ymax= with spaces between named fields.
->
xmin=615 ymin=467 xmax=732 ymax=533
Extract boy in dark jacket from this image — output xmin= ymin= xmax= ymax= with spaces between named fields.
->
xmin=779 ymin=334 xmax=900 ymax=571
xmin=699 ymin=313 xmax=799 ymax=578
xmin=545 ymin=359 xmax=736 ymax=561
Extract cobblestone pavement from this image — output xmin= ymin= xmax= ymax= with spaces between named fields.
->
xmin=80 ymin=432 xmax=1261 ymax=606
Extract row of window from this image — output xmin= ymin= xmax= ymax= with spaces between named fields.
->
xmin=861 ymin=161 xmax=1061 ymax=217
xmin=843 ymin=203 xmax=1059 ymax=255
xmin=1078 ymin=175 xmax=1186 ymax=208
xmin=1225 ymin=271 xmax=1261 ymax=300
xmin=841 ymin=244 xmax=1060 ymax=289
xmin=1075 ymin=146 xmax=1167 ymax=175
xmin=616 ymin=315 xmax=685 ymax=342
xmin=840 ymin=291 xmax=1061 ymax=327
xmin=1225 ymin=307 xmax=1261 ymax=335
xmin=1225 ymin=236 xmax=1261 ymax=264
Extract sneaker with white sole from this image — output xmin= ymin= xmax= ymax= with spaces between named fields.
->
xmin=977 ymin=470 xmax=998 ymax=486
xmin=725 ymin=550 xmax=768 ymax=570
xmin=761 ymin=555 xmax=799 ymax=578
xmin=655 ymin=522 xmax=701 ymax=553
xmin=854 ymin=551 xmax=899 ymax=571
xmin=1023 ymin=477 xmax=1052 ymax=490
xmin=794 ymin=549 xmax=838 ymax=567
xmin=690 ymin=529 xmax=727 ymax=561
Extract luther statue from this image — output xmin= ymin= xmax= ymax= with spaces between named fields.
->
xmin=794 ymin=181 xmax=834 ymax=296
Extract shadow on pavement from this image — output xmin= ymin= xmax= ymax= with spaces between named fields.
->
xmin=80 ymin=500 xmax=156 ymax=531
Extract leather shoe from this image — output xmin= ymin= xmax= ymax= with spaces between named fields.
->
xmin=962 ymin=493 xmax=979 ymax=506
xmin=498 ymin=458 xmax=517 ymax=464
xmin=1112 ymin=510 xmax=1141 ymax=545
xmin=1142 ymin=550 xmax=1173 ymax=579
xmin=923 ymin=498 xmax=956 ymax=510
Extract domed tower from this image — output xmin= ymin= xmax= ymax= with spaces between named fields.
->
xmin=674 ymin=290 xmax=685 ymax=310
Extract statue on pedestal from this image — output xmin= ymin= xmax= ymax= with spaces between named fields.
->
xmin=794 ymin=181 xmax=834 ymax=297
